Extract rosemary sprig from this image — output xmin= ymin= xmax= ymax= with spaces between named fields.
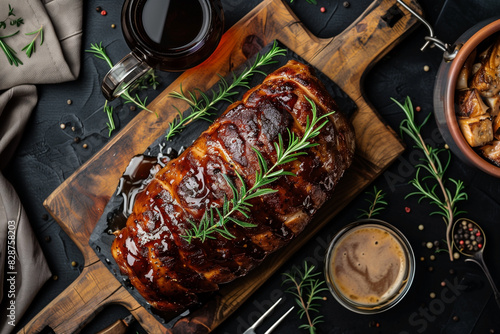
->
xmin=104 ymin=102 xmax=116 ymax=136
xmin=282 ymin=261 xmax=328 ymax=334
xmin=0 ymin=4 xmax=22 ymax=29
xmin=181 ymin=97 xmax=334 ymax=243
xmin=395 ymin=96 xmax=468 ymax=261
xmin=165 ymin=40 xmax=287 ymax=140
xmin=357 ymin=185 xmax=388 ymax=219
xmin=0 ymin=30 xmax=22 ymax=66
xmin=22 ymin=25 xmax=43 ymax=58
xmin=86 ymin=42 xmax=155 ymax=113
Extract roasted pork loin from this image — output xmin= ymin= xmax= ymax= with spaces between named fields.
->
xmin=111 ymin=60 xmax=355 ymax=312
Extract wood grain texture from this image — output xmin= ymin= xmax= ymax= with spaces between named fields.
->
xmin=22 ymin=0 xmax=422 ymax=332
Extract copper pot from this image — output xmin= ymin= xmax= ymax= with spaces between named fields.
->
xmin=433 ymin=17 xmax=500 ymax=177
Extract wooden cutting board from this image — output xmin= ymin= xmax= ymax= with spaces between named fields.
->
xmin=21 ymin=0 xmax=421 ymax=333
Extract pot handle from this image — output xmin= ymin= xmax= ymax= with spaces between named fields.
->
xmin=397 ymin=0 xmax=461 ymax=61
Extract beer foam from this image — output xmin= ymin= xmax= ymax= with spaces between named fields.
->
xmin=330 ymin=225 xmax=407 ymax=305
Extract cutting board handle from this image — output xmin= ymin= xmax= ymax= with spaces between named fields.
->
xmin=20 ymin=261 xmax=169 ymax=334
xmin=19 ymin=263 xmax=130 ymax=334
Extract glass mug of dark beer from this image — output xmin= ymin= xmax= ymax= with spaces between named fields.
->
xmin=102 ymin=0 xmax=224 ymax=100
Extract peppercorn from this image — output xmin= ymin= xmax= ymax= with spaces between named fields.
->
xmin=41 ymin=213 xmax=48 ymax=220
xmin=320 ymin=7 xmax=326 ymax=12
xmin=452 ymin=315 xmax=459 ymax=322
xmin=60 ymin=123 xmax=66 ymax=129
xmin=83 ymin=143 xmax=88 ymax=149
xmin=101 ymin=10 xmax=107 ymax=16
xmin=343 ymin=1 xmax=350 ymax=8
xmin=405 ymin=206 xmax=411 ymax=213
xmin=423 ymin=65 xmax=430 ymax=72
xmin=415 ymin=106 xmax=421 ymax=112
xmin=111 ymin=24 xmax=116 ymax=29
xmin=96 ymin=6 xmax=102 ymax=12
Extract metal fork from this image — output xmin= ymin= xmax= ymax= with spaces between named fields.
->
xmin=242 ymin=298 xmax=295 ymax=334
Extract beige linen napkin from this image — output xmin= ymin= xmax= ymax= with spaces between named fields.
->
xmin=0 ymin=86 xmax=52 ymax=334
xmin=0 ymin=0 xmax=82 ymax=89
xmin=0 ymin=0 xmax=83 ymax=333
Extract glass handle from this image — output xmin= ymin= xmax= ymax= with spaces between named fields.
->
xmin=101 ymin=51 xmax=151 ymax=101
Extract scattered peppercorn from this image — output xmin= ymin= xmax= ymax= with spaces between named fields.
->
xmin=433 ymin=240 xmax=440 ymax=247
xmin=453 ymin=252 xmax=460 ymax=260
xmin=415 ymin=106 xmax=421 ymax=112
xmin=405 ymin=206 xmax=411 ymax=213
xmin=44 ymin=236 xmax=51 ymax=243
xmin=423 ymin=65 xmax=430 ymax=72
xmin=430 ymin=255 xmax=436 ymax=261
xmin=430 ymin=292 xmax=436 ymax=298
xmin=452 ymin=315 xmax=459 ymax=322
xmin=444 ymin=144 xmax=449 ymax=149
xmin=74 ymin=137 xmax=81 ymax=143
xmin=83 ymin=143 xmax=88 ymax=149
xmin=449 ymin=269 xmax=455 ymax=275
xmin=111 ymin=24 xmax=116 ymax=29
xmin=101 ymin=10 xmax=107 ymax=16
xmin=130 ymin=105 xmax=136 ymax=111
xmin=343 ymin=1 xmax=350 ymax=8
xmin=71 ymin=261 xmax=78 ymax=267
xmin=96 ymin=6 xmax=102 ymax=12
xmin=60 ymin=123 xmax=66 ymax=129
xmin=320 ymin=7 xmax=326 ymax=12
xmin=418 ymin=224 xmax=424 ymax=230
xmin=52 ymin=275 xmax=58 ymax=281
xmin=426 ymin=242 xmax=433 ymax=249
xmin=440 ymin=281 xmax=446 ymax=287
xmin=41 ymin=213 xmax=48 ymax=220
xmin=67 ymin=99 xmax=72 ymax=105
xmin=420 ymin=256 xmax=425 ymax=261
xmin=428 ymin=266 xmax=434 ymax=272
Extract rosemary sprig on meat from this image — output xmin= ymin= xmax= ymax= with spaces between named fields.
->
xmin=395 ymin=96 xmax=468 ymax=261
xmin=165 ymin=40 xmax=287 ymax=140
xmin=357 ymin=185 xmax=388 ymax=219
xmin=182 ymin=98 xmax=334 ymax=243
xmin=282 ymin=261 xmax=328 ymax=334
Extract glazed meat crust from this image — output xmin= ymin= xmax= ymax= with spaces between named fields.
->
xmin=111 ymin=60 xmax=355 ymax=312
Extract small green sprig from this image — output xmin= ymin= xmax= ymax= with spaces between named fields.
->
xmin=181 ymin=97 xmax=334 ymax=243
xmin=22 ymin=25 xmax=43 ymax=58
xmin=282 ymin=261 xmax=327 ymax=334
xmin=0 ymin=30 xmax=22 ymax=66
xmin=165 ymin=40 xmax=287 ymax=140
xmin=0 ymin=4 xmax=23 ymax=29
xmin=395 ymin=96 xmax=468 ymax=261
xmin=357 ymin=186 xmax=388 ymax=219
xmin=104 ymin=102 xmax=116 ymax=137
xmin=86 ymin=42 xmax=156 ymax=113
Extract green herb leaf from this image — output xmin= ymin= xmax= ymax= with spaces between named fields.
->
xmin=0 ymin=30 xmax=22 ymax=66
xmin=357 ymin=186 xmax=388 ymax=219
xmin=22 ymin=25 xmax=43 ymax=58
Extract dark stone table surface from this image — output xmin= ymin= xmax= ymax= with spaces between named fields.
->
xmin=8 ymin=0 xmax=500 ymax=333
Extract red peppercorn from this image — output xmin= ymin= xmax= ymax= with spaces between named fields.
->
xmin=404 ymin=206 xmax=411 ymax=213
xmin=476 ymin=231 xmax=481 ymax=236
xmin=416 ymin=106 xmax=421 ymax=112
xmin=101 ymin=10 xmax=107 ymax=16
xmin=459 ymin=240 xmax=464 ymax=245
xmin=320 ymin=7 xmax=326 ymax=13
xmin=478 ymin=244 xmax=483 ymax=248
